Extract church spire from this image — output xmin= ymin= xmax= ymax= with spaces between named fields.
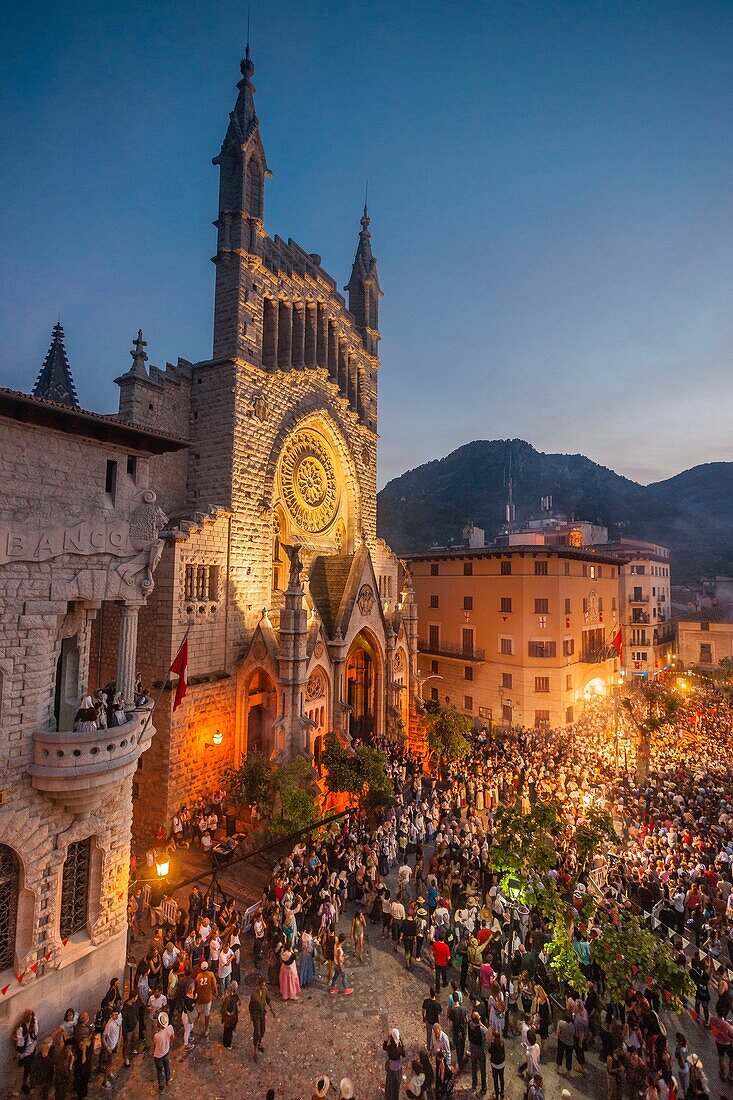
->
xmin=32 ymin=321 xmax=79 ymax=407
xmin=212 ymin=44 xmax=270 ymax=223
xmin=345 ymin=203 xmax=382 ymax=356
xmin=212 ymin=45 xmax=271 ymax=360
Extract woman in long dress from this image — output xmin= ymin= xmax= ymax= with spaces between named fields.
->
xmin=383 ymin=1027 xmax=405 ymax=1100
xmin=74 ymin=696 xmax=98 ymax=733
xmin=298 ymin=928 xmax=316 ymax=987
xmin=112 ymin=693 xmax=127 ymax=726
xmin=278 ymin=946 xmax=301 ymax=1001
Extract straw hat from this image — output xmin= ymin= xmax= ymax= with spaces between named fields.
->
xmin=339 ymin=1079 xmax=355 ymax=1099
xmin=313 ymin=1076 xmax=331 ymax=1098
xmin=157 ymin=1012 xmax=169 ymax=1027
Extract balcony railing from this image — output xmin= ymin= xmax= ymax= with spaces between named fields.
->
xmin=418 ymin=639 xmax=486 ymax=662
xmin=581 ymin=649 xmax=614 ymax=664
xmin=628 ymin=594 xmax=650 ymax=604
xmin=29 ymin=703 xmax=156 ymax=817
xmin=631 ymin=612 xmax=650 ymax=624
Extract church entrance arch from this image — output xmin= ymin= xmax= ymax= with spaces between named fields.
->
xmin=345 ymin=631 xmax=381 ymax=743
xmin=244 ymin=668 xmax=277 ymax=759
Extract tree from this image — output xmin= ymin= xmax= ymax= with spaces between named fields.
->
xmin=621 ymin=682 xmax=679 ymax=782
xmin=225 ymin=752 xmax=320 ymax=839
xmin=424 ymin=704 xmax=472 ymax=778
xmin=269 ymin=756 xmax=321 ymax=837
xmin=591 ymin=912 xmax=694 ymax=1012
xmin=491 ymin=802 xmax=562 ymax=876
xmin=574 ymin=805 xmax=617 ymax=865
xmin=719 ymin=656 xmax=733 ymax=680
xmin=322 ymin=733 xmax=394 ymax=813
xmin=225 ymin=752 xmax=272 ymax=816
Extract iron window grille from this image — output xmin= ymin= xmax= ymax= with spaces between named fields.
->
xmin=60 ymin=838 xmax=91 ymax=940
xmin=0 ymin=845 xmax=19 ymax=969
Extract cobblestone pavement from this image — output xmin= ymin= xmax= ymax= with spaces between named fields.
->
xmin=85 ymin=849 xmax=727 ymax=1100
xmin=101 ymin=900 xmax=609 ymax=1100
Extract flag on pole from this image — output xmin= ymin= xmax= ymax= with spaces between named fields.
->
xmin=611 ymin=626 xmax=623 ymax=662
xmin=170 ymin=638 xmax=188 ymax=711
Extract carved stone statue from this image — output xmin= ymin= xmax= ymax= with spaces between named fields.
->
xmin=130 ymin=492 xmax=168 ymax=548
xmin=282 ymin=543 xmax=304 ymax=589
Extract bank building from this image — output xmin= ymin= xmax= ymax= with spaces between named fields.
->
xmin=0 ymin=45 xmax=417 ymax=1066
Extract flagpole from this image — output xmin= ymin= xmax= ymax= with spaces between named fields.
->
xmin=137 ymin=627 xmax=190 ymax=738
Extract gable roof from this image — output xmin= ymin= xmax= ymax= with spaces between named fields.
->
xmin=309 ymin=553 xmax=354 ymax=637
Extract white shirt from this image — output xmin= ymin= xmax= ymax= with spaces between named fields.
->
xmin=103 ymin=1016 xmax=121 ymax=1052
xmin=218 ymin=946 xmax=234 ymax=977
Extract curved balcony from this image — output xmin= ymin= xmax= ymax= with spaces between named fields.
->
xmin=29 ymin=704 xmax=156 ymax=817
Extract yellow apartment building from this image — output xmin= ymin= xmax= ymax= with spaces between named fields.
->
xmin=677 ymin=610 xmax=733 ymax=671
xmin=408 ymin=544 xmax=623 ymax=729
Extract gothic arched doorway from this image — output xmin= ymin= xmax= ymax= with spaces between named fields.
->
xmin=345 ymin=633 xmax=380 ymax=742
xmin=245 ymin=668 xmax=276 ymax=759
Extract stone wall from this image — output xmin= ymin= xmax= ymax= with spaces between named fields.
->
xmin=0 ymin=413 xmax=168 ymax=1087
xmin=132 ymin=510 xmax=236 ymax=842
xmin=116 ymin=360 xmax=193 ymax=517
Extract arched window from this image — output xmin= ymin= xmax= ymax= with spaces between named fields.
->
xmin=0 ymin=845 xmax=19 ymax=969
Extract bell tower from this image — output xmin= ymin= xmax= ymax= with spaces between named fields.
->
xmin=212 ymin=45 xmax=271 ymax=361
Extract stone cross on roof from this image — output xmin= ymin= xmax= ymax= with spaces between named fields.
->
xmin=128 ymin=330 xmax=149 ymax=378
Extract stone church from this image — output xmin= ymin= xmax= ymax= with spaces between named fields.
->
xmin=97 ymin=45 xmax=417 ymax=838
xmin=0 ymin=44 xmax=416 ymax=1074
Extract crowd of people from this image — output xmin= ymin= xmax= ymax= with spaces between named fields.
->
xmin=73 ymin=677 xmax=149 ymax=732
xmin=15 ymin=679 xmax=733 ymax=1099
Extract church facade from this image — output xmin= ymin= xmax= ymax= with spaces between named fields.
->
xmin=104 ymin=47 xmax=418 ymax=837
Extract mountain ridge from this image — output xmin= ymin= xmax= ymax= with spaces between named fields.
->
xmin=376 ymin=439 xmax=733 ymax=582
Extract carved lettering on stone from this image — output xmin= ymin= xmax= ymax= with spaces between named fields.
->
xmin=0 ymin=521 xmax=131 ymax=565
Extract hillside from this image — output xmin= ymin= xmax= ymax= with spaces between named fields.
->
xmin=376 ymin=440 xmax=733 ymax=582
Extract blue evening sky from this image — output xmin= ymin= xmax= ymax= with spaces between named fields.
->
xmin=1 ymin=1 xmax=732 ymax=488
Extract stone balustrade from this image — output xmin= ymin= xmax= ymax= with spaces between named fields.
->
xmin=29 ymin=704 xmax=156 ymax=817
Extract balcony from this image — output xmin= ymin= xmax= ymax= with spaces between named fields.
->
xmin=29 ymin=703 xmax=156 ymax=817
xmin=631 ymin=612 xmax=650 ymax=625
xmin=628 ymin=594 xmax=649 ymax=604
xmin=418 ymin=639 xmax=486 ymax=662
xmin=581 ymin=649 xmax=614 ymax=664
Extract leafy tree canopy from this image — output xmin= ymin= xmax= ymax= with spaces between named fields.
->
xmin=424 ymin=704 xmax=472 ymax=775
xmin=491 ymin=801 xmax=561 ymax=876
xmin=322 ymin=733 xmax=393 ymax=809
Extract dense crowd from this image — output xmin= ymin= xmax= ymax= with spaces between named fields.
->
xmin=14 ymin=680 xmax=733 ymax=1099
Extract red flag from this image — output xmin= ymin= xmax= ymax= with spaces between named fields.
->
xmin=611 ymin=626 xmax=623 ymax=662
xmin=0 ymin=984 xmax=9 ymax=995
xmin=170 ymin=638 xmax=188 ymax=712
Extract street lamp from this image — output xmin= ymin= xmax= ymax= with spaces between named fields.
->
xmin=212 ymin=730 xmax=223 ymax=745
xmin=155 ymin=853 xmax=170 ymax=880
